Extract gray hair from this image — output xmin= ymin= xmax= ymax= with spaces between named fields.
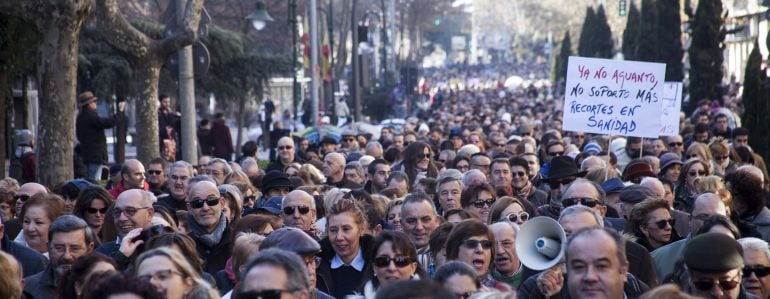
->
xmin=344 ymin=161 xmax=365 ymax=178
xmin=737 ymin=165 xmax=765 ymax=184
xmin=48 ymin=215 xmax=93 ymax=246
xmin=208 ymin=158 xmax=233 ymax=175
xmin=559 ymin=205 xmax=604 ymax=228
xmin=240 ymin=157 xmax=259 ymax=171
xmin=738 ymin=237 xmax=770 ymax=262
xmin=401 ymin=192 xmax=438 ymax=216
xmin=439 ymin=150 xmax=457 ymax=163
xmin=436 ymin=169 xmax=464 ymax=193
xmin=166 ymin=160 xmax=193 ymax=178
xmin=240 ymin=248 xmax=310 ymax=293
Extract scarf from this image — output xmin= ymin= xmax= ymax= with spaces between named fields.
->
xmin=188 ymin=213 xmax=227 ymax=247
xmin=514 ymin=181 xmax=533 ymax=200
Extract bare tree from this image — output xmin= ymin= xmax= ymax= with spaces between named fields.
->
xmin=93 ymin=0 xmax=204 ymax=164
xmin=0 ymin=0 xmax=92 ymax=186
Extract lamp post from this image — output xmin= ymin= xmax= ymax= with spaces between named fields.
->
xmin=245 ymin=0 xmax=273 ymax=152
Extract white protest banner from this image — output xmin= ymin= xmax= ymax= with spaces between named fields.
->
xmin=563 ymin=56 xmax=666 ymax=138
xmin=659 ymin=82 xmax=683 ymax=136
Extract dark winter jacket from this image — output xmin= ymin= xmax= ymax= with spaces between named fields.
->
xmin=76 ymin=108 xmax=119 ymax=164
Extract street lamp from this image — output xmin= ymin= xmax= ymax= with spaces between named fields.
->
xmin=246 ymin=0 xmax=274 ymax=31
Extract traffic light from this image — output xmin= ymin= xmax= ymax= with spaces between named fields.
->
xmin=619 ymin=0 xmax=627 ymax=16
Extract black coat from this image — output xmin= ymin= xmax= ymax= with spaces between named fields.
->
xmin=517 ymin=272 xmax=649 ymax=299
xmin=316 ymin=234 xmax=375 ymax=299
xmin=1 ymin=234 xmax=47 ymax=277
xmin=190 ymin=224 xmax=234 ymax=276
xmin=76 ymin=108 xmax=118 ymax=164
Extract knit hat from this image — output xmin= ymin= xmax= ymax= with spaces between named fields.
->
xmin=260 ymin=170 xmax=294 ymax=195
xmin=583 ymin=142 xmax=602 ymax=155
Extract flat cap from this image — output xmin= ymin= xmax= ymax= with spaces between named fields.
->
xmin=618 ymin=185 xmax=657 ymax=204
xmin=684 ymin=233 xmax=743 ymax=272
xmin=260 ymin=227 xmax=321 ymax=255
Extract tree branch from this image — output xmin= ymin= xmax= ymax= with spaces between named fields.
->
xmin=94 ymin=0 xmax=154 ymax=59
xmin=157 ymin=0 xmax=204 ymax=56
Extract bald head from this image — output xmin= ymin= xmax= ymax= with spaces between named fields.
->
xmin=690 ymin=193 xmax=728 ymax=233
xmin=580 ymin=156 xmax=606 ymax=171
xmin=187 ymin=181 xmax=219 ymax=202
xmin=323 ymin=153 xmax=346 ymax=182
xmin=121 ymin=159 xmax=146 ymax=189
xmin=277 ymin=137 xmax=296 ymax=164
xmin=18 ymin=183 xmax=47 ymax=197
xmin=283 ymin=190 xmax=315 ymax=209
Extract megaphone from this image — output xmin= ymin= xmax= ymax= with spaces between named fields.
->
xmin=515 ymin=216 xmax=567 ymax=271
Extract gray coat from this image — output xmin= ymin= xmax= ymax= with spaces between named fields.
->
xmin=23 ymin=265 xmax=57 ymax=299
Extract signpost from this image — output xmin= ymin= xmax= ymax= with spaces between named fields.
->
xmin=659 ymin=82 xmax=683 ymax=136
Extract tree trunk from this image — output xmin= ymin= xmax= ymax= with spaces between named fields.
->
xmin=133 ymin=60 xmax=162 ymax=164
xmin=36 ymin=7 xmax=90 ymax=186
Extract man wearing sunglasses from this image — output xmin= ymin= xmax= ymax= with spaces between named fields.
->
xmin=186 ymin=181 xmax=233 ymax=276
xmin=146 ymin=157 xmax=168 ymax=197
xmin=281 ymin=190 xmax=317 ymax=234
xmin=267 ymin=137 xmax=301 ymax=173
xmin=738 ymin=238 xmax=770 ymax=298
xmin=537 ymin=156 xmax=586 ymax=219
xmin=684 ymin=233 xmax=757 ymax=299
xmin=238 ymin=248 xmax=311 ymax=299
xmin=96 ymin=189 xmax=155 ymax=270
xmin=665 ymin=135 xmax=686 ymax=156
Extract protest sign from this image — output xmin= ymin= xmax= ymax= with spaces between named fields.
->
xmin=659 ymin=82 xmax=683 ymax=136
xmin=563 ymin=56 xmax=666 ymax=138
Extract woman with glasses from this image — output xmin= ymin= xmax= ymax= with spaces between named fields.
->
xmin=629 ymin=199 xmax=681 ymax=251
xmin=460 ymin=183 xmax=497 ymax=221
xmin=395 ymin=142 xmax=438 ymax=192
xmin=674 ymin=158 xmax=711 ymax=212
xmin=16 ymin=193 xmax=64 ymax=257
xmin=358 ymin=231 xmax=426 ymax=298
xmin=445 ymin=219 xmax=508 ymax=291
xmin=73 ymin=186 xmax=114 ymax=242
xmin=709 ymin=141 xmax=736 ymax=177
xmin=486 ymin=196 xmax=532 ymax=226
xmin=450 ymin=156 xmax=471 ymax=174
xmin=509 ymin=157 xmax=548 ymax=207
xmin=317 ymin=198 xmax=375 ymax=299
xmin=134 ymin=247 xmax=219 ymax=299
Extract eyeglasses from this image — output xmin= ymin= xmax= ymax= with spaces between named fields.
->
xmin=691 ymin=274 xmax=741 ymax=292
xmin=472 ymin=198 xmax=495 ymax=208
xmin=278 ymin=145 xmax=293 ymax=150
xmin=457 ymin=165 xmax=469 ymax=171
xmin=170 ymin=174 xmax=189 ymax=182
xmin=649 ymin=219 xmax=675 ymax=229
xmin=512 ymin=171 xmax=527 ymax=178
xmin=283 ymin=205 xmax=311 ymax=215
xmin=303 ymin=255 xmax=322 ymax=268
xmin=238 ymin=290 xmax=290 ymax=299
xmin=548 ymin=151 xmax=564 ymax=157
xmin=688 ymin=170 xmax=706 ymax=177
xmin=547 ymin=178 xmax=575 ymax=189
xmin=668 ymin=142 xmax=684 ymax=147
xmin=14 ymin=194 xmax=30 ymax=203
xmin=86 ymin=207 xmax=108 ymax=214
xmin=112 ymin=206 xmax=150 ymax=218
xmin=188 ymin=196 xmax=220 ymax=209
xmin=494 ymin=143 xmax=505 ymax=147
xmin=743 ymin=266 xmax=770 ymax=277
xmin=147 ymin=170 xmax=162 ymax=175
xmin=244 ymin=195 xmax=257 ymax=203
xmin=502 ymin=212 xmax=529 ymax=223
xmin=373 ymin=255 xmax=414 ymax=268
xmin=562 ymin=197 xmax=600 ymax=208
xmin=714 ymin=155 xmax=729 ymax=161
xmin=462 ymin=239 xmax=493 ymax=250
xmin=138 ymin=269 xmax=183 ymax=283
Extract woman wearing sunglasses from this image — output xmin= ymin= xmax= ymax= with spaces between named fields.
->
xmin=445 ymin=219 xmax=509 ymax=292
xmin=629 ymin=199 xmax=681 ymax=252
xmin=460 ymin=183 xmax=497 ymax=221
xmin=486 ymin=196 xmax=533 ymax=226
xmin=73 ymin=186 xmax=114 ymax=243
xmin=674 ymin=158 xmax=711 ymax=212
xmin=317 ymin=198 xmax=375 ymax=299
xmin=394 ymin=141 xmax=438 ymax=192
xmin=509 ymin=157 xmax=548 ymax=208
xmin=358 ymin=231 xmax=427 ymax=298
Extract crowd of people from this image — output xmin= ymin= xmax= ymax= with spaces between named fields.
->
xmin=0 ymin=63 xmax=767 ymax=299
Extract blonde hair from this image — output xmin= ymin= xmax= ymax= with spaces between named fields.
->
xmin=301 ymin=164 xmax=326 ymax=185
xmin=693 ymin=175 xmax=732 ymax=213
xmin=326 ymin=198 xmax=368 ymax=231
xmin=639 ymin=284 xmax=700 ymax=299
xmin=135 ymin=248 xmax=219 ymax=299
xmin=0 ymin=251 xmax=21 ymax=299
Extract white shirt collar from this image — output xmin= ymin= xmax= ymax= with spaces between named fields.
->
xmin=330 ymin=247 xmax=365 ymax=271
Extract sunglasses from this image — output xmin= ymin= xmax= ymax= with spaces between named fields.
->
xmin=86 ymin=207 xmax=108 ymax=214
xmin=503 ymin=212 xmax=529 ymax=223
xmin=462 ymin=239 xmax=493 ymax=250
xmin=472 ymin=199 xmax=495 ymax=208
xmin=692 ymin=277 xmax=740 ymax=292
xmin=548 ymin=178 xmax=575 ymax=189
xmin=373 ymin=256 xmax=414 ymax=268
xmin=743 ymin=266 xmax=770 ymax=277
xmin=714 ymin=155 xmax=729 ymax=161
xmin=686 ymin=155 xmax=699 ymax=159
xmin=512 ymin=171 xmax=527 ymax=178
xmin=277 ymin=146 xmax=293 ymax=150
xmin=238 ymin=290 xmax=288 ymax=299
xmin=244 ymin=195 xmax=257 ymax=202
xmin=147 ymin=170 xmax=162 ymax=175
xmin=649 ymin=219 xmax=675 ymax=229
xmin=562 ymin=197 xmax=599 ymax=208
xmin=417 ymin=153 xmax=431 ymax=160
xmin=188 ymin=196 xmax=220 ymax=209
xmin=548 ymin=151 xmax=564 ymax=157
xmin=494 ymin=143 xmax=506 ymax=147
xmin=344 ymin=138 xmax=356 ymax=142
xmin=668 ymin=142 xmax=684 ymax=147
xmin=283 ymin=205 xmax=311 ymax=215
xmin=14 ymin=194 xmax=30 ymax=202
xmin=688 ymin=170 xmax=706 ymax=177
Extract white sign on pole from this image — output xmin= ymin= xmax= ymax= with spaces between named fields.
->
xmin=563 ymin=56 xmax=666 ymax=138
xmin=659 ymin=82 xmax=683 ymax=136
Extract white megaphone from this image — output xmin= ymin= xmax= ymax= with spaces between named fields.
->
xmin=515 ymin=216 xmax=567 ymax=271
